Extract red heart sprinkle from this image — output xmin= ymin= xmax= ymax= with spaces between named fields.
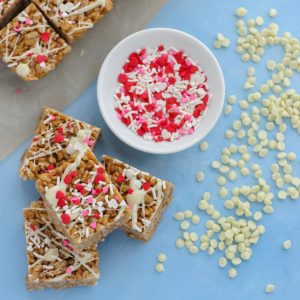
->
xmin=54 ymin=133 xmax=64 ymax=143
xmin=61 ymin=213 xmax=71 ymax=224
xmin=93 ymin=213 xmax=100 ymax=219
xmin=40 ymin=32 xmax=50 ymax=43
xmin=64 ymin=174 xmax=72 ymax=185
xmin=57 ymin=127 xmax=63 ymax=134
xmin=56 ymin=191 xmax=65 ymax=199
xmin=29 ymin=224 xmax=36 ymax=231
xmin=57 ymin=198 xmax=66 ymax=207
xmin=118 ymin=73 xmax=128 ymax=84
xmin=36 ymin=54 xmax=47 ymax=64
xmin=70 ymin=170 xmax=77 ymax=177
xmin=142 ymin=182 xmax=151 ymax=191
xmin=97 ymin=167 xmax=104 ymax=174
xmin=75 ymin=184 xmax=84 ymax=191
xmin=128 ymin=188 xmax=134 ymax=194
xmin=116 ymin=174 xmax=125 ymax=183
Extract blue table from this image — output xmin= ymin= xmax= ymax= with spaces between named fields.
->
xmin=1 ymin=0 xmax=300 ymax=299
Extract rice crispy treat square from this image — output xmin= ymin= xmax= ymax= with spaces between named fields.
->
xmin=19 ymin=107 xmax=101 ymax=180
xmin=102 ymin=155 xmax=174 ymax=242
xmin=0 ymin=3 xmax=71 ymax=80
xmin=0 ymin=0 xmax=24 ymax=28
xmin=24 ymin=200 xmax=100 ymax=290
xmin=34 ymin=0 xmax=113 ymax=43
xmin=36 ymin=149 xmax=130 ymax=251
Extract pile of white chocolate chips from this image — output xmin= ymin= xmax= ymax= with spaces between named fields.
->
xmin=158 ymin=6 xmax=300 ymax=295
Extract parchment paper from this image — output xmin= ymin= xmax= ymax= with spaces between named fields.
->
xmin=0 ymin=0 xmax=167 ymax=160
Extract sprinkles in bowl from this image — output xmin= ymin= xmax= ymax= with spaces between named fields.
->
xmin=114 ymin=45 xmax=212 ymax=142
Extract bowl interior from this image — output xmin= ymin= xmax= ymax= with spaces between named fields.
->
xmin=97 ymin=28 xmax=225 ymax=154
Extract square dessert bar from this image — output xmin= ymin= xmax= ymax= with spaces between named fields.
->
xmin=0 ymin=0 xmax=24 ymax=28
xmin=102 ymin=155 xmax=174 ymax=242
xmin=34 ymin=0 xmax=113 ymax=43
xmin=19 ymin=107 xmax=101 ymax=180
xmin=24 ymin=201 xmax=100 ymax=290
xmin=36 ymin=149 xmax=130 ymax=251
xmin=0 ymin=3 xmax=71 ymax=80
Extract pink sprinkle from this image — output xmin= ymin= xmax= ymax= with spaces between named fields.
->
xmin=91 ymin=189 xmax=96 ymax=195
xmin=50 ymin=114 xmax=56 ymax=121
xmin=65 ymin=266 xmax=73 ymax=274
xmin=102 ymin=186 xmax=109 ymax=194
xmin=90 ymin=222 xmax=97 ymax=229
xmin=189 ymin=94 xmax=195 ymax=100
xmin=188 ymin=128 xmax=194 ymax=135
xmin=82 ymin=210 xmax=88 ymax=217
xmin=63 ymin=239 xmax=69 ymax=246
xmin=87 ymin=196 xmax=94 ymax=204
xmin=25 ymin=18 xmax=33 ymax=25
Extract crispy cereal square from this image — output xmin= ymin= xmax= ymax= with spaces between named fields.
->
xmin=36 ymin=149 xmax=130 ymax=251
xmin=34 ymin=0 xmax=113 ymax=43
xmin=0 ymin=3 xmax=71 ymax=80
xmin=19 ymin=107 xmax=101 ymax=180
xmin=24 ymin=200 xmax=100 ymax=290
xmin=102 ymin=155 xmax=174 ymax=241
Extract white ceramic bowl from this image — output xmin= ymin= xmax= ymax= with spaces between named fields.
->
xmin=97 ymin=28 xmax=225 ymax=154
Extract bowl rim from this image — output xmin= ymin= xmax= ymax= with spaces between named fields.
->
xmin=97 ymin=27 xmax=225 ymax=154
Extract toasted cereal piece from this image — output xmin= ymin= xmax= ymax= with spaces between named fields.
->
xmin=33 ymin=0 xmax=113 ymax=43
xmin=102 ymin=155 xmax=174 ymax=242
xmin=24 ymin=200 xmax=99 ymax=290
xmin=36 ymin=149 xmax=130 ymax=251
xmin=0 ymin=0 xmax=24 ymax=28
xmin=19 ymin=107 xmax=101 ymax=180
xmin=0 ymin=3 xmax=71 ymax=80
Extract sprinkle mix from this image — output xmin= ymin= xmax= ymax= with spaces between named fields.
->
xmin=114 ymin=46 xmax=211 ymax=142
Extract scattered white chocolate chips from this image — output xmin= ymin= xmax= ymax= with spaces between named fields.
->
xmin=159 ymin=7 xmax=300 ymax=294
xmin=214 ymin=33 xmax=231 ymax=49
xmin=155 ymin=263 xmax=165 ymax=273
xmin=282 ymin=240 xmax=292 ymax=250
xmin=265 ymin=284 xmax=275 ymax=294
xmin=157 ymin=253 xmax=167 ymax=263
xmin=200 ymin=141 xmax=209 ymax=151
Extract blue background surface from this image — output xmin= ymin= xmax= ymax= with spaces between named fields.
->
xmin=1 ymin=0 xmax=300 ymax=299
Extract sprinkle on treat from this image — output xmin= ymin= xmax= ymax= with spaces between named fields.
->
xmin=114 ymin=46 xmax=211 ymax=142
